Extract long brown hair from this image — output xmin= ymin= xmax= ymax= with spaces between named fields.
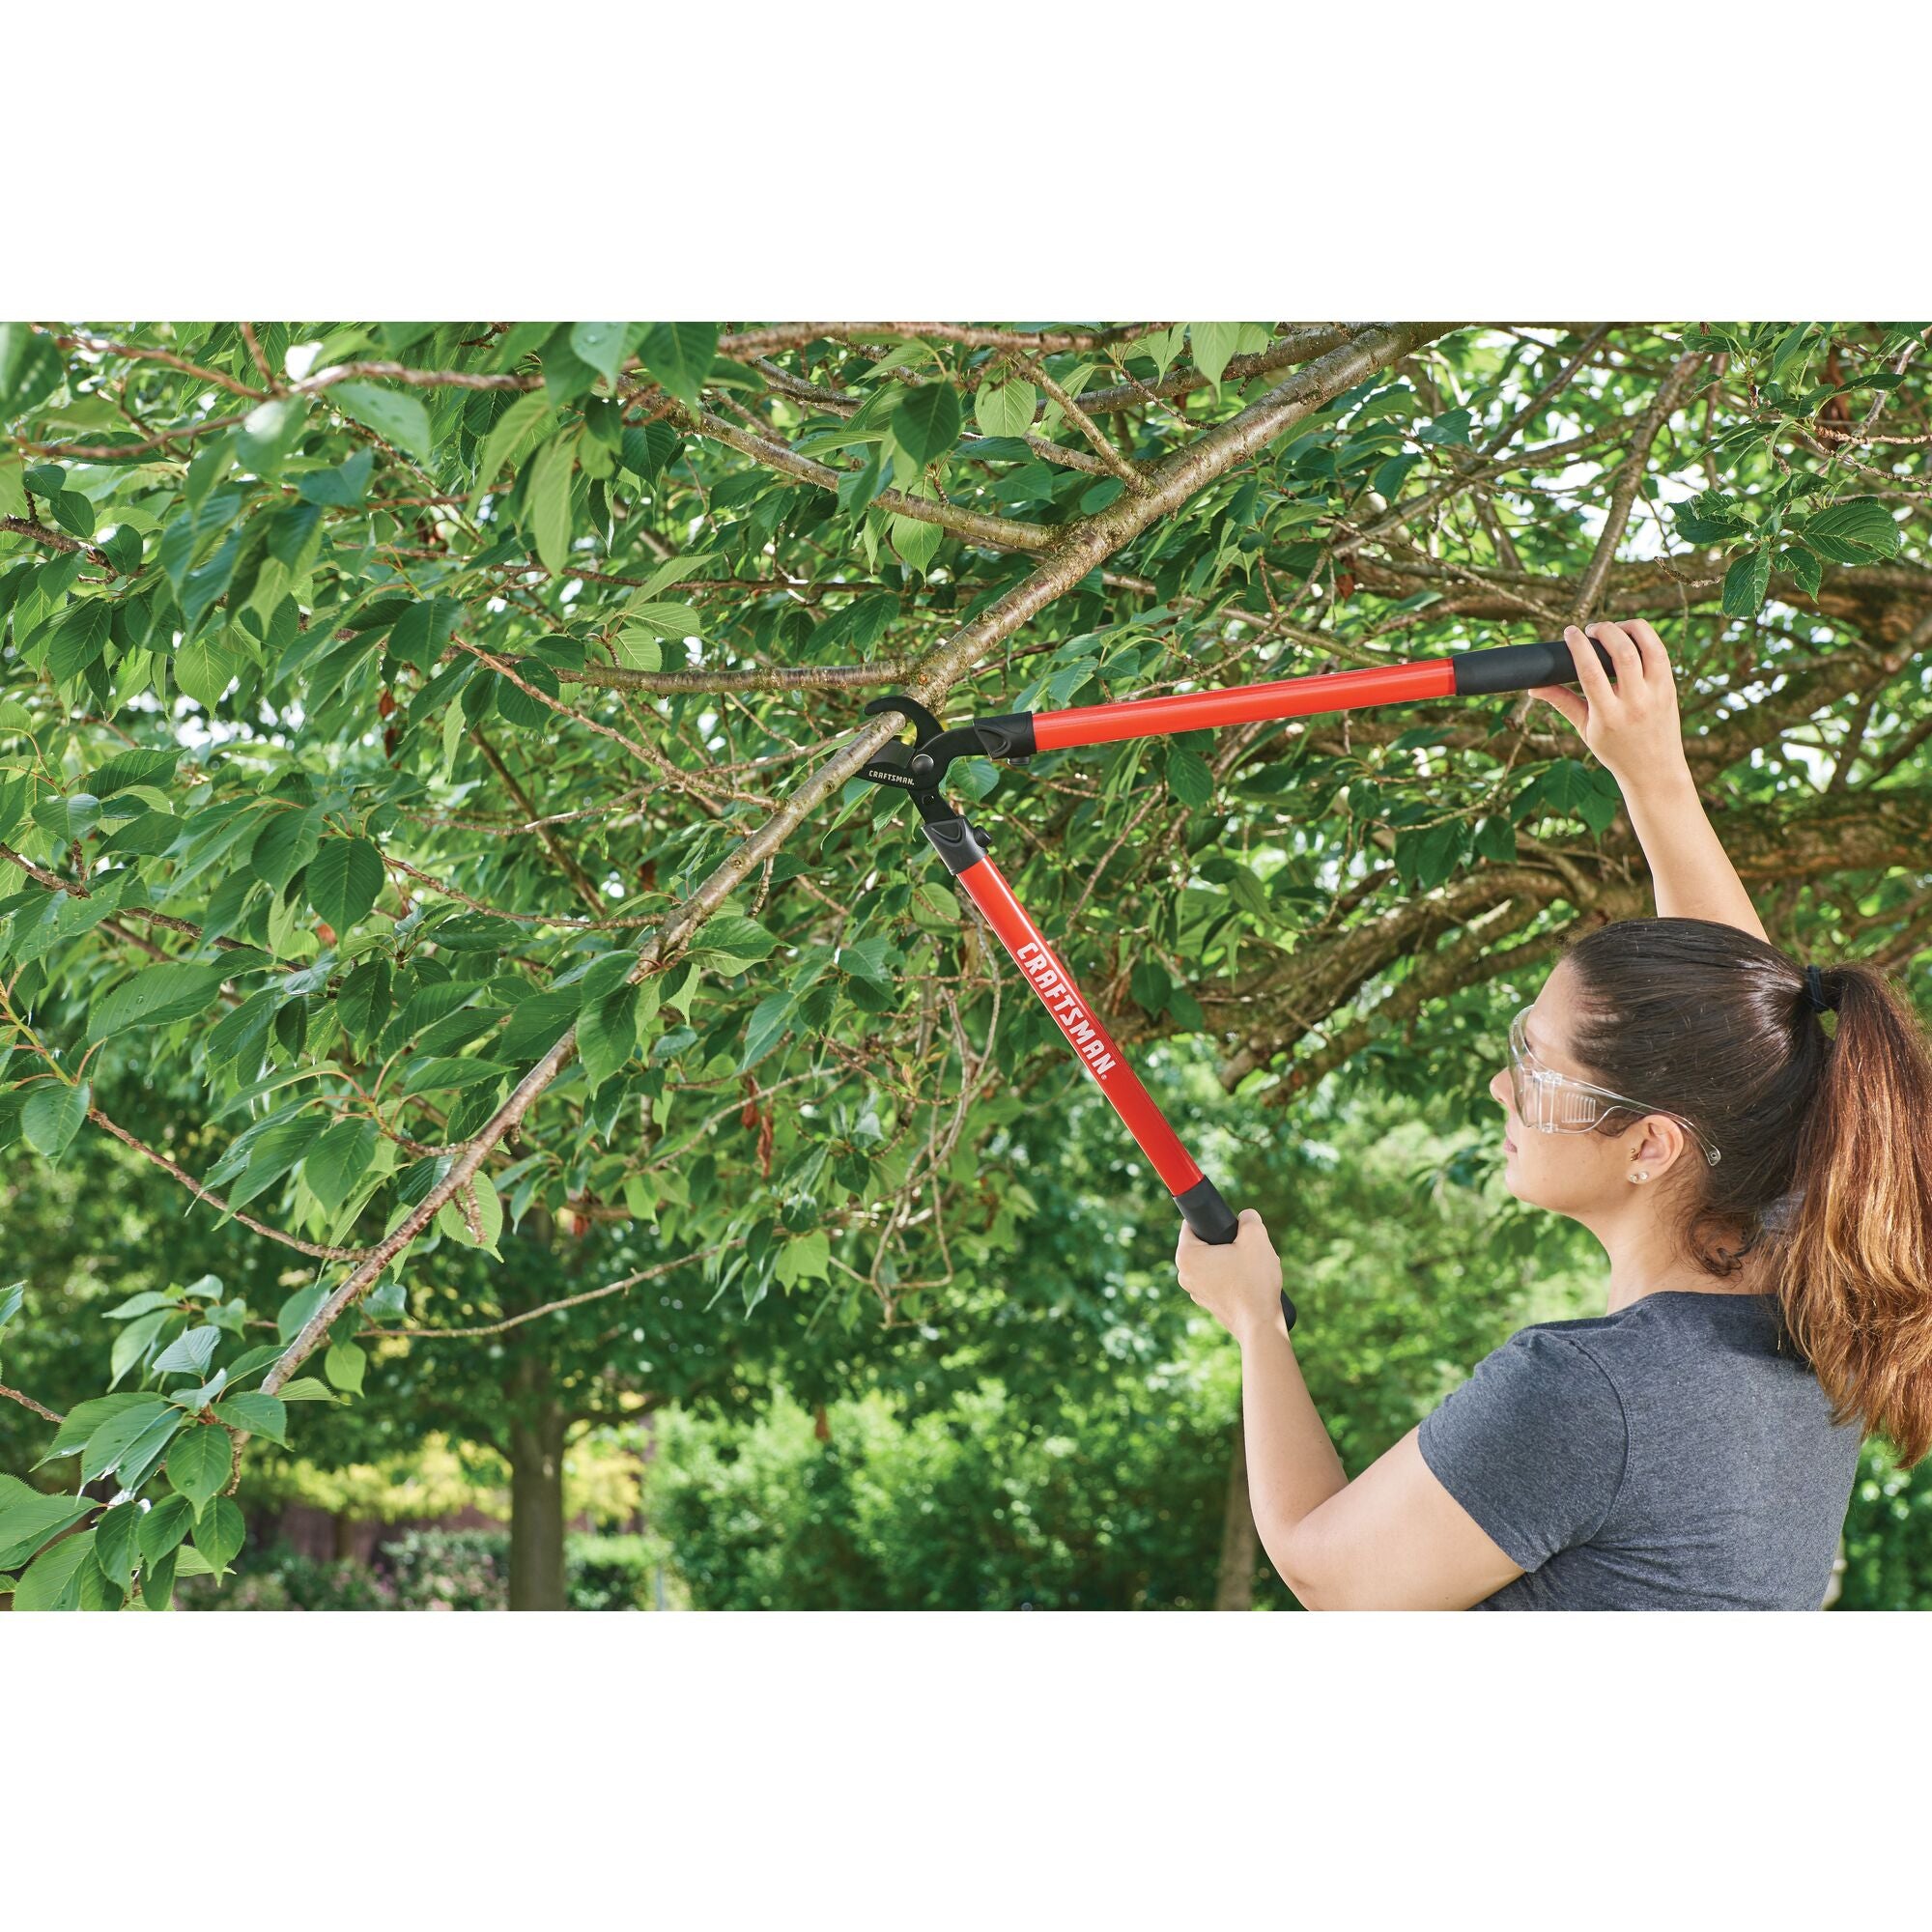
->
xmin=1560 ymin=916 xmax=1932 ymax=1463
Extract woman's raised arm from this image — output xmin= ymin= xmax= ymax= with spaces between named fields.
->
xmin=1528 ymin=619 xmax=1771 ymax=947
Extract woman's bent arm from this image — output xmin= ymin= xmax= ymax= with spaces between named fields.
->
xmin=1178 ymin=1213 xmax=1526 ymax=1609
xmin=1530 ymin=619 xmax=1770 ymax=945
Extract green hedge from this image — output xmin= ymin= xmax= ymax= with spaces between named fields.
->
xmin=177 ymin=1528 xmax=667 ymax=1611
xmin=650 ymin=1383 xmax=1241 ymax=1610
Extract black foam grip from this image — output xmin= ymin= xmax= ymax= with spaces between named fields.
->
xmin=1174 ymin=1177 xmax=1297 ymax=1332
xmin=1452 ymin=636 xmax=1616 ymax=697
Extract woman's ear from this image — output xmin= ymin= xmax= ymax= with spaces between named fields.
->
xmin=1629 ymin=1117 xmax=1688 ymax=1179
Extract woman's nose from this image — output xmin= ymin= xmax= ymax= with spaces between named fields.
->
xmin=1489 ymin=1067 xmax=1511 ymax=1108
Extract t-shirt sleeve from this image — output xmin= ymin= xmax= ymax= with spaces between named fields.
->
xmin=1417 ymin=1328 xmax=1629 ymax=1572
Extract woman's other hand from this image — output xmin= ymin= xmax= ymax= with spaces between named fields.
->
xmin=1176 ymin=1208 xmax=1288 ymax=1347
xmin=1527 ymin=619 xmax=1690 ymax=795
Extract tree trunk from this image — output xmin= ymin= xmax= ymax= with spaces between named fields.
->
xmin=508 ymin=1359 xmax=568 ymax=1611
xmin=1213 ymin=1412 xmax=1258 ymax=1611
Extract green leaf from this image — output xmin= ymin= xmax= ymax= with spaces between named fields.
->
xmin=324 ymin=1338 xmax=368 ymax=1396
xmin=85 ymin=746 xmax=182 ymax=796
xmin=739 ymin=991 xmax=796 ymax=1073
xmin=1800 ymin=497 xmax=1900 ymax=563
xmin=838 ymin=443 xmax=887 ymax=515
xmin=277 ymin=1377 xmax=341 ymax=1403
xmin=569 ymin=323 xmax=629 ymax=385
xmin=38 ymin=1391 xmax=154 ymax=1465
xmin=837 ymin=935 xmax=895 ymax=986
xmin=687 ymin=915 xmax=779 ymax=970
xmin=94 ymin=1502 xmax=139 ymax=1591
xmin=88 ymin=963 xmax=231 ymax=1041
xmin=386 ymin=596 xmax=463 ymax=672
xmin=141 ymin=1545 xmax=179 ymax=1610
xmin=297 ymin=448 xmax=375 ymax=507
xmin=889 ymin=511 xmax=942 ymax=576
xmin=638 ymin=323 xmax=719 ymax=410
xmin=402 ymin=1056 xmax=512 ymax=1094
xmin=526 ymin=430 xmax=577 ymax=574
xmin=306 ymin=836 xmax=384 ymax=933
xmin=236 ymin=394 xmax=308 ymax=477
xmin=1673 ymin=490 xmax=1750 ymax=547
xmin=174 ymin=626 xmax=245 ymax=710
xmin=974 ymin=378 xmax=1037 ymax=440
xmin=271 ymin=1291 xmax=322 ymax=1360
xmin=338 ymin=959 xmax=393 ymax=1047
xmin=22 ymin=1081 xmax=89 ymax=1158
xmin=614 ymin=628 xmax=662 ymax=672
xmin=149 ymin=1323 xmax=220 ymax=1379
xmin=775 ymin=1229 xmax=831 ymax=1289
xmin=71 ymin=1547 xmax=123 ymax=1611
xmin=619 ymin=599 xmax=700 ymax=639
xmin=109 ymin=1309 xmax=169 ymax=1388
xmin=193 ymin=1495 xmax=246 ymax=1572
xmin=250 ymin=804 xmax=323 ymax=894
xmin=329 ymin=381 xmax=435 ymax=464
xmin=32 ymin=789 xmax=99 ymax=842
xmin=46 ymin=599 xmax=112 ymax=684
xmin=1190 ymin=323 xmax=1242 ymax=394
xmin=892 ymin=384 xmax=963 ymax=468
xmin=0 ymin=1494 xmax=95 ymax=1571
xmin=14 ymin=1528 xmax=98 ymax=1611
xmin=165 ymin=1425 xmax=232 ymax=1515
xmin=0 ymin=324 xmax=65 ymax=420
xmin=1515 ymin=757 xmax=1622 ymax=836
xmin=136 ymin=1493 xmax=193 ymax=1565
xmin=471 ymin=390 xmax=555 ymax=497
xmin=620 ymin=421 xmax=681 ymax=483
xmin=79 ymin=1398 xmax=174 ymax=1485
xmin=1164 ymin=738 xmax=1214 ymax=809
xmin=304 ymin=1116 xmax=378 ymax=1214
xmin=1414 ymin=408 xmax=1473 ymax=448
xmin=578 ymin=982 xmax=639 ymax=1092
xmin=435 ymin=1173 xmax=504 ymax=1254
xmin=365 ymin=1280 xmax=407 ymax=1321
xmin=49 ymin=489 xmax=94 ymax=540
xmin=1777 ymin=544 xmax=1825 ymax=600
xmin=212 ymin=1392 xmax=288 ymax=1445
xmin=1721 ymin=547 xmax=1773 ymax=617
xmin=0 ymin=772 xmax=30 ymax=841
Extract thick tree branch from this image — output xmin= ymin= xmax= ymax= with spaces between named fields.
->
xmin=0 ymin=516 xmax=119 ymax=574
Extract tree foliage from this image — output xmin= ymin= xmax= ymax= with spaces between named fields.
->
xmin=3 ymin=318 xmax=1928 ymax=1608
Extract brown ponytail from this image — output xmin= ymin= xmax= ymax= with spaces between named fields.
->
xmin=1776 ymin=961 xmax=1932 ymax=1465
xmin=1560 ymin=918 xmax=1932 ymax=1464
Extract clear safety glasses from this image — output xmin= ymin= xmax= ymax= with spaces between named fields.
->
xmin=1507 ymin=1007 xmax=1722 ymax=1166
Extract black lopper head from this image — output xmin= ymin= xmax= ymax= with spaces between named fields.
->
xmin=858 ymin=695 xmax=1037 ymax=807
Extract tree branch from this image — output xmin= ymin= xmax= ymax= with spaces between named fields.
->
xmin=1570 ymin=346 xmax=1706 ymax=628
xmin=256 ymin=319 xmax=1460 ymax=1400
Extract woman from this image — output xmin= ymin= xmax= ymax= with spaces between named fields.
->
xmin=1176 ymin=618 xmax=1932 ymax=1610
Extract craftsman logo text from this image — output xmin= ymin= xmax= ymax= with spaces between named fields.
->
xmin=1014 ymin=941 xmax=1117 ymax=1079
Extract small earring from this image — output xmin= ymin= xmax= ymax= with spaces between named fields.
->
xmin=1629 ymin=1171 xmax=1648 ymax=1183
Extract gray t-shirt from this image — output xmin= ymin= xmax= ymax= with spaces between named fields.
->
xmin=1417 ymin=1291 xmax=1862 ymax=1610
